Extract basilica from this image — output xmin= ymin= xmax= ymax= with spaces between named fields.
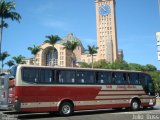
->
xmin=25 ymin=0 xmax=123 ymax=67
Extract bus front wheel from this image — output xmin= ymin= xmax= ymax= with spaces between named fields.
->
xmin=131 ymin=99 xmax=140 ymax=111
xmin=59 ymin=102 xmax=73 ymax=116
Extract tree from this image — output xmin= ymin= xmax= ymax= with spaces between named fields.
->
xmin=0 ymin=0 xmax=21 ymax=61
xmin=128 ymin=63 xmax=157 ymax=72
xmin=44 ymin=35 xmax=61 ymax=46
xmin=0 ymin=51 xmax=9 ymax=72
xmin=93 ymin=59 xmax=112 ymax=69
xmin=148 ymin=71 xmax=160 ymax=93
xmin=87 ymin=45 xmax=98 ymax=68
xmin=28 ymin=45 xmax=42 ymax=65
xmin=44 ymin=35 xmax=61 ymax=66
xmin=143 ymin=64 xmax=157 ymax=72
xmin=63 ymin=40 xmax=80 ymax=67
xmin=13 ymin=55 xmax=26 ymax=64
xmin=80 ymin=62 xmax=91 ymax=68
xmin=128 ymin=63 xmax=143 ymax=71
xmin=111 ymin=59 xmax=129 ymax=70
xmin=5 ymin=60 xmax=14 ymax=68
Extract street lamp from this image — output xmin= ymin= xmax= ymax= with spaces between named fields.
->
xmin=158 ymin=0 xmax=160 ymax=16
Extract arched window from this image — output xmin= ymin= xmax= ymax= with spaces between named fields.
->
xmin=46 ymin=48 xmax=58 ymax=66
xmin=53 ymin=48 xmax=58 ymax=66
xmin=46 ymin=50 xmax=52 ymax=66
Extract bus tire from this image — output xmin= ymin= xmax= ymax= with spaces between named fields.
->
xmin=113 ymin=108 xmax=123 ymax=111
xmin=143 ymin=106 xmax=148 ymax=110
xmin=131 ymin=99 xmax=140 ymax=111
xmin=59 ymin=102 xmax=73 ymax=116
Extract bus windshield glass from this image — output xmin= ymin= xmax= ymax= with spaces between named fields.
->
xmin=0 ymin=74 xmax=5 ymax=89
xmin=0 ymin=77 xmax=4 ymax=89
xmin=10 ymin=66 xmax=17 ymax=78
xmin=140 ymin=74 xmax=155 ymax=96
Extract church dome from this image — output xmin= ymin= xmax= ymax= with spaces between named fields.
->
xmin=60 ymin=33 xmax=85 ymax=52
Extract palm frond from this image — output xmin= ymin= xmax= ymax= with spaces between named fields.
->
xmin=0 ymin=51 xmax=10 ymax=61
xmin=44 ymin=35 xmax=61 ymax=46
xmin=28 ymin=45 xmax=42 ymax=56
xmin=5 ymin=12 xmax=21 ymax=22
xmin=0 ymin=0 xmax=21 ymax=22
xmin=87 ymin=45 xmax=98 ymax=55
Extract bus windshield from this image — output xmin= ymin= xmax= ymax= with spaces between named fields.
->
xmin=10 ymin=66 xmax=17 ymax=78
xmin=140 ymin=74 xmax=155 ymax=96
xmin=0 ymin=73 xmax=6 ymax=89
xmin=0 ymin=77 xmax=4 ymax=89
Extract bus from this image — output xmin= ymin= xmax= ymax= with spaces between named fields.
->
xmin=8 ymin=65 xmax=156 ymax=116
xmin=0 ymin=73 xmax=9 ymax=110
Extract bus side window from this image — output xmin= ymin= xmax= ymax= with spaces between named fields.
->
xmin=96 ymin=72 xmax=104 ymax=84
xmin=113 ymin=72 xmax=121 ymax=84
xmin=113 ymin=72 xmax=125 ymax=85
xmin=129 ymin=73 xmax=139 ymax=85
xmin=96 ymin=71 xmax=111 ymax=84
xmin=38 ymin=69 xmax=53 ymax=84
xmin=123 ymin=73 xmax=129 ymax=84
xmin=57 ymin=70 xmax=75 ymax=84
xmin=76 ymin=71 xmax=95 ymax=84
xmin=22 ymin=68 xmax=38 ymax=83
xmin=76 ymin=71 xmax=85 ymax=84
xmin=85 ymin=71 xmax=95 ymax=84
xmin=57 ymin=70 xmax=64 ymax=83
xmin=51 ymin=70 xmax=55 ymax=83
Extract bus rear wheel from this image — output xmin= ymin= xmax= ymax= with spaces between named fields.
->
xmin=59 ymin=102 xmax=73 ymax=116
xmin=131 ymin=99 xmax=140 ymax=111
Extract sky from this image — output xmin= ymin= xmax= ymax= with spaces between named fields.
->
xmin=2 ymin=0 xmax=160 ymax=69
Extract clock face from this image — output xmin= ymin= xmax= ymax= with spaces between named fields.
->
xmin=99 ymin=5 xmax=110 ymax=16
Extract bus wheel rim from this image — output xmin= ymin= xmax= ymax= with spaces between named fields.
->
xmin=132 ymin=102 xmax=138 ymax=109
xmin=62 ymin=105 xmax=71 ymax=114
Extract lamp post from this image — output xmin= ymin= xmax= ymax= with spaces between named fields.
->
xmin=158 ymin=0 xmax=160 ymax=16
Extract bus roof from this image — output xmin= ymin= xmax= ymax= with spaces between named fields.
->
xmin=16 ymin=64 xmax=144 ymax=73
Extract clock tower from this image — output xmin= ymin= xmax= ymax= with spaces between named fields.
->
xmin=95 ymin=0 xmax=118 ymax=62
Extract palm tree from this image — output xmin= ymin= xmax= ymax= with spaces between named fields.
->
xmin=13 ymin=55 xmax=26 ymax=64
xmin=44 ymin=35 xmax=61 ymax=66
xmin=87 ymin=45 xmax=98 ymax=68
xmin=0 ymin=0 xmax=21 ymax=60
xmin=63 ymin=40 xmax=80 ymax=67
xmin=5 ymin=60 xmax=14 ymax=69
xmin=0 ymin=51 xmax=10 ymax=72
xmin=44 ymin=35 xmax=61 ymax=46
xmin=28 ymin=45 xmax=42 ymax=65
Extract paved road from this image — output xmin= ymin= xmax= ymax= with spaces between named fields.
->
xmin=1 ymin=102 xmax=160 ymax=120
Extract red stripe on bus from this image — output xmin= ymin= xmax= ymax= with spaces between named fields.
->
xmin=15 ymin=86 xmax=100 ymax=102
xmin=13 ymin=86 xmax=151 ymax=103
xmin=21 ymin=107 xmax=58 ymax=112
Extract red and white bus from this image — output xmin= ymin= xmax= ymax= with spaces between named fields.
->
xmin=8 ymin=65 xmax=156 ymax=116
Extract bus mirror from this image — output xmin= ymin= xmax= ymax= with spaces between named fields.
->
xmin=9 ymin=76 xmax=15 ymax=80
